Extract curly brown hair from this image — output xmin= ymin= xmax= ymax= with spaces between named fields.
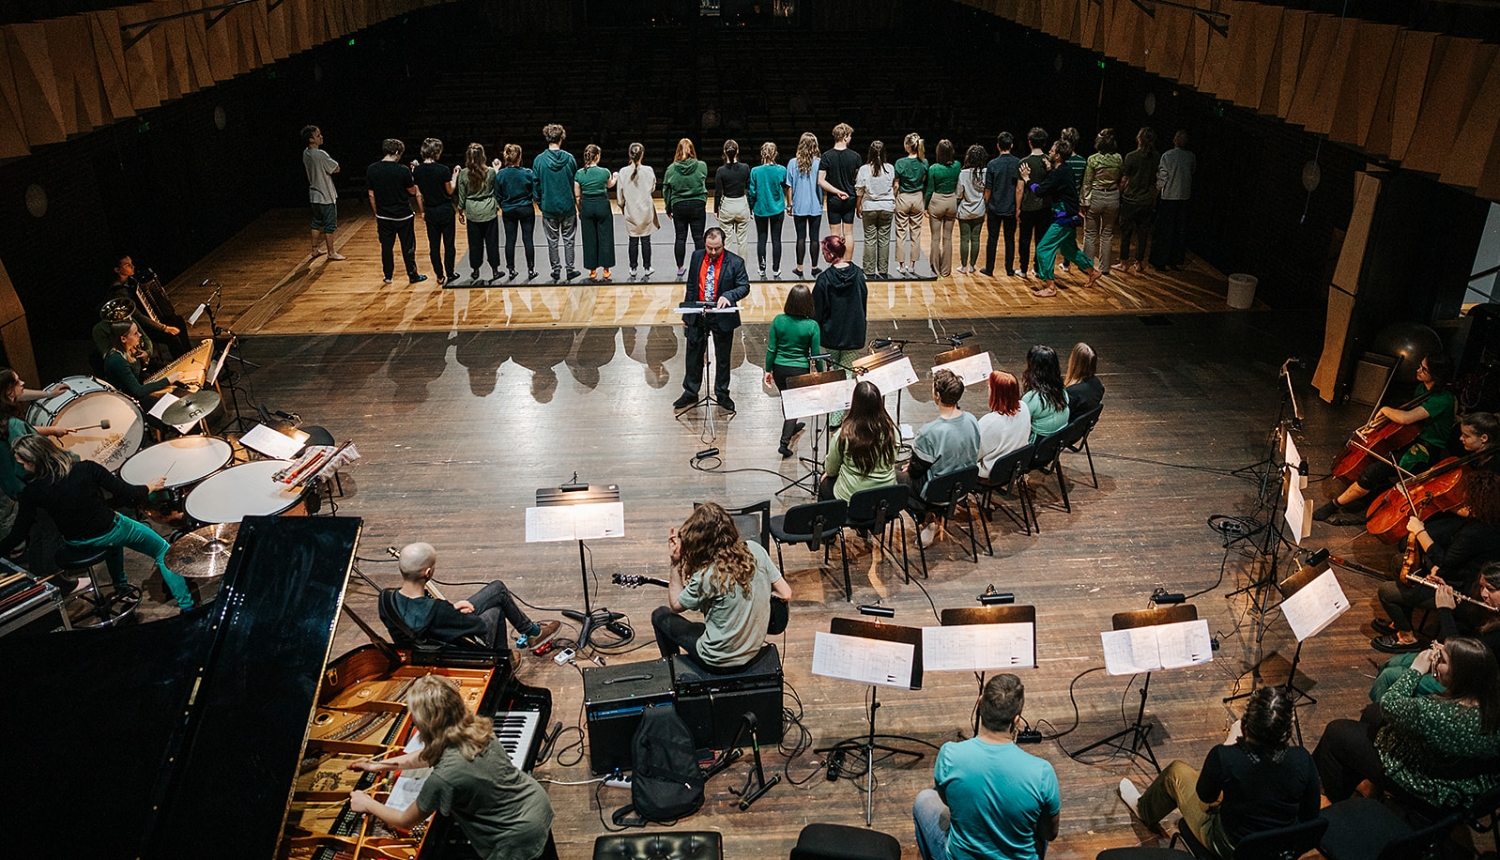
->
xmin=1465 ymin=469 xmax=1500 ymax=527
xmin=676 ymin=503 xmax=756 ymax=598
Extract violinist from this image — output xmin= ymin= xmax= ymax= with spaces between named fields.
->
xmin=1373 ymin=446 xmax=1500 ymax=654
xmin=1315 ymin=353 xmax=1455 ymax=526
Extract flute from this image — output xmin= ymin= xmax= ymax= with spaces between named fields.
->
xmin=1405 ymin=573 xmax=1499 ymax=612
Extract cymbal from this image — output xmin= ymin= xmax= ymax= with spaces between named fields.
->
xmin=162 ymin=389 xmax=221 ymax=424
xmin=166 ymin=523 xmax=239 ymax=579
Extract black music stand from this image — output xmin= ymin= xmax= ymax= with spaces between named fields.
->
xmin=938 ymin=605 xmax=1038 ymax=736
xmin=1075 ymin=603 xmax=1203 ymax=773
xmin=531 ymin=484 xmax=626 ymax=650
xmin=813 ymin=617 xmax=928 ymax=825
xmin=675 ymin=302 xmax=736 ymax=442
xmin=853 ymin=345 xmax=916 ymax=435
xmin=776 ymin=369 xmax=847 ymax=498
xmin=1262 ymin=563 xmax=1346 ymax=745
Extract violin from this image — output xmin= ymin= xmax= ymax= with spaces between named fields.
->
xmin=1329 ymin=394 xmax=1430 ymax=481
xmin=1363 ymin=447 xmax=1493 ymax=544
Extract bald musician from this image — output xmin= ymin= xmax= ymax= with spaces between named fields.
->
xmin=378 ymin=542 xmax=559 ymax=652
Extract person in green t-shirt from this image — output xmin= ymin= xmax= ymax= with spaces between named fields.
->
xmin=893 ymin=132 xmax=929 ymax=278
xmin=652 ymin=502 xmax=792 ymax=670
xmin=1315 ymin=352 xmax=1457 ymax=526
xmin=764 ymin=284 xmax=823 ymax=457
xmin=573 ymin=144 xmax=617 ymax=282
xmin=349 ymin=674 xmax=555 ymax=860
xmin=823 ymin=380 xmax=899 ymax=503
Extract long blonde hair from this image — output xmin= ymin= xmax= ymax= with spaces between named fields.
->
xmin=674 ymin=138 xmax=697 ymax=163
xmin=904 ymin=132 xmax=925 ymax=162
xmin=12 ymin=434 xmax=74 ymax=486
xmin=408 ymin=674 xmax=493 ymax=765
xmin=1064 ymin=342 xmax=1098 ymax=387
xmin=676 ymin=503 xmax=756 ymax=598
xmin=795 ymin=132 xmax=818 ymax=176
xmin=465 ymin=143 xmax=488 ymax=193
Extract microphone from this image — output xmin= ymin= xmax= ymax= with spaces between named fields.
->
xmin=872 ymin=338 xmax=892 ymax=349
xmin=1285 ymin=357 xmax=1307 ymax=370
xmin=200 ymin=278 xmax=211 ymax=287
xmin=1150 ymin=591 xmax=1186 ymax=604
xmin=811 ymin=353 xmax=832 ymax=363
xmin=947 ymin=331 xmax=974 ymax=346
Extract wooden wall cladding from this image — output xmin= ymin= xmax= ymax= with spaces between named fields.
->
xmin=953 ymin=0 xmax=1500 ymax=202
xmin=0 ymin=0 xmax=456 ymax=159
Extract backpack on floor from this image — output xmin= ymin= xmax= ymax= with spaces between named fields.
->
xmin=612 ymin=704 xmax=704 ymax=826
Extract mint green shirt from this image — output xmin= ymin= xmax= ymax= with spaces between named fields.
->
xmin=824 ymin=431 xmax=898 ymax=502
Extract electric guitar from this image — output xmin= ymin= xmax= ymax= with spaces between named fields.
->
xmin=612 ymin=573 xmax=789 ymax=635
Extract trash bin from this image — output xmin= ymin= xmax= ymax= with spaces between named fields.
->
xmin=1227 ymin=274 xmax=1258 ymax=309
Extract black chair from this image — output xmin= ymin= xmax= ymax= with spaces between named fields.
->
xmin=1179 ymin=816 xmax=1327 ymax=860
xmin=1059 ymin=404 xmax=1103 ymax=492
xmin=913 ymin=465 xmax=991 ymax=578
xmin=57 ymin=544 xmax=138 ymax=628
xmin=707 ymin=498 xmax=771 ymax=549
xmin=594 ymin=831 xmax=722 ymax=860
xmin=978 ymin=443 xmax=1036 ymax=536
xmin=769 ymin=499 xmax=849 ymax=601
xmin=845 ymin=484 xmax=912 ymax=590
xmin=1320 ymin=797 xmax=1459 ymax=860
xmin=788 ymin=822 xmax=900 ymax=860
xmin=1022 ymin=430 xmax=1070 ymax=531
xmin=1030 ymin=408 xmax=1100 ymax=515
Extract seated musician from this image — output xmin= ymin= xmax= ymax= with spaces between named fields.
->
xmin=91 ymin=299 xmax=161 ymax=371
xmin=378 ymin=542 xmax=559 ymax=652
xmin=1315 ymin=637 xmax=1500 ymax=811
xmin=1315 ymin=352 xmax=1455 ymax=526
xmin=651 ymin=502 xmax=791 ymax=671
xmin=107 ymin=254 xmax=190 ymax=357
xmin=901 ymin=369 xmax=981 ymax=548
xmin=1371 ymin=562 xmax=1500 ymax=701
xmin=1119 ymin=686 xmax=1321 ymax=859
xmin=100 ymin=320 xmax=181 ymax=405
xmin=348 ymin=674 xmax=556 ymax=860
xmin=1372 ymin=415 xmax=1499 ymax=654
xmin=0 ymin=434 xmax=195 ymax=610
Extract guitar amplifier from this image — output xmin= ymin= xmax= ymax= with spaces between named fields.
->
xmin=671 ymin=645 xmax=783 ymax=751
xmin=582 ymin=658 xmax=674 ymax=774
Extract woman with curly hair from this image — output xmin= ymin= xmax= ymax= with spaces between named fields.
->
xmin=652 ymin=502 xmax=791 ymax=670
xmin=1021 ymin=345 xmax=1070 ymax=441
xmin=1121 ymin=686 xmax=1321 ymax=858
xmin=348 ymin=674 xmax=556 ymax=860
xmin=786 ymin=132 xmax=825 ymax=279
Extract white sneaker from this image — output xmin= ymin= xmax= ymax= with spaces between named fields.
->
xmin=918 ymin=523 xmax=939 ymax=547
xmin=629 ymin=268 xmax=638 ymax=278
xmin=1119 ymin=778 xmax=1144 ymax=821
xmin=771 ymin=269 xmax=781 ymax=279
xmin=644 ymin=266 xmax=655 ymax=276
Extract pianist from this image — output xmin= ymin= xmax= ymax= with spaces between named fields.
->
xmin=349 ymin=674 xmax=556 ymax=860
xmin=379 ymin=542 xmax=560 ymax=652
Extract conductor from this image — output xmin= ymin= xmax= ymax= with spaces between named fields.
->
xmin=673 ymin=227 xmax=750 ymax=413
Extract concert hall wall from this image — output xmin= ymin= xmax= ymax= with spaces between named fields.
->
xmin=0 ymin=0 xmax=1483 ymax=349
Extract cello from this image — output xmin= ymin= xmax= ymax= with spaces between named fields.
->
xmin=1363 ymin=446 xmax=1495 ymax=544
xmin=1329 ymin=393 xmax=1431 ymax=481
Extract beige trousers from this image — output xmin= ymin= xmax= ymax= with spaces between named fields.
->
xmin=894 ymin=191 xmax=925 ymax=266
xmin=927 ymin=192 xmax=957 ymax=276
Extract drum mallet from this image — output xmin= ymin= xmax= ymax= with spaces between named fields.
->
xmin=68 ymin=419 xmax=111 ymax=431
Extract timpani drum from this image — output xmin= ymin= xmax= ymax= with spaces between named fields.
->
xmin=121 ymin=436 xmax=233 ymax=489
xmin=25 ymin=375 xmax=145 ymax=471
xmin=184 ymin=460 xmax=308 ymax=524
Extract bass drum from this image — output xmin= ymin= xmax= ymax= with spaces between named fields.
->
xmin=25 ymin=375 xmax=145 ymax=471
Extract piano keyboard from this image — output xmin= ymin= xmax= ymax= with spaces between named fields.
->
xmin=493 ymin=709 xmax=542 ymax=771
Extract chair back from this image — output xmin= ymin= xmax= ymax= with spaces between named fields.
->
xmin=1234 ymin=818 xmax=1329 ymax=860
xmin=1029 ymin=430 xmax=1068 ymax=473
xmin=1376 ymin=812 xmax=1460 ymax=860
xmin=1060 ymin=405 xmax=1102 ymax=451
xmin=697 ymin=499 xmax=771 ymax=549
xmin=984 ymin=444 xmax=1034 ymax=490
xmin=783 ymin=499 xmax=848 ymax=551
xmin=846 ymin=484 xmax=909 ymax=530
xmin=923 ymin=465 xmax=980 ymax=513
xmin=790 ymin=823 xmax=901 ymax=860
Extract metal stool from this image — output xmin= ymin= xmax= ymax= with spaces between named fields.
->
xmin=56 ymin=544 xmax=138 ymax=628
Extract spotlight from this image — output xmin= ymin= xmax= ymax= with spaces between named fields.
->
xmin=857 ymin=604 xmax=894 ymax=618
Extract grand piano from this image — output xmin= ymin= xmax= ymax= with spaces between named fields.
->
xmin=4 ymin=515 xmax=551 ymax=860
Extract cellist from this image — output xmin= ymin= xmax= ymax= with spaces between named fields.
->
xmin=1372 ymin=414 xmax=1500 ymax=654
xmin=1315 ymin=353 xmax=1455 ymax=526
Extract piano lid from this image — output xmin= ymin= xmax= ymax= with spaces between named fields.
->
xmin=2 ymin=515 xmax=361 ymax=860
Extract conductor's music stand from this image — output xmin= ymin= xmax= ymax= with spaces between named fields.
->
xmin=527 ymin=483 xmax=626 ymax=650
xmin=935 ymin=605 xmax=1037 ymax=735
xmin=1075 ymin=603 xmax=1208 ymax=773
xmin=675 ymin=302 xmax=737 ymax=442
xmin=777 ymin=370 xmax=853 ymax=498
xmin=812 ymin=616 xmax=929 ymax=825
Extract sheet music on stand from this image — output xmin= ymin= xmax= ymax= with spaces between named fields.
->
xmin=1283 ymin=433 xmax=1311 ymax=542
xmin=926 ymin=605 xmax=1038 ymax=671
xmin=812 ymin=631 xmax=916 ymax=689
xmin=240 ymin=423 xmax=307 ymax=460
xmin=208 ymin=337 xmax=234 ymax=385
xmin=1101 ymin=618 xmax=1214 ymax=675
xmin=932 ymin=346 xmax=994 ymax=388
xmin=856 ymin=353 xmax=919 ymax=397
xmin=526 ymin=485 xmax=625 ymax=542
xmin=781 ymin=375 xmax=857 ymax=421
xmin=1279 ymin=566 xmax=1350 ymax=641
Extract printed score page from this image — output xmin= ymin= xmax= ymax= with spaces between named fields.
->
xmin=1101 ymin=619 xmax=1213 ymax=675
xmin=932 ymin=351 xmax=995 ymax=388
xmin=385 ymin=733 xmax=432 ymax=811
xmin=812 ymin=631 xmax=916 ymax=689
xmin=1279 ymin=568 xmax=1350 ymax=641
xmin=860 ymin=357 xmax=919 ymax=398
xmin=781 ymin=378 xmax=857 ymax=421
xmin=524 ymin=502 xmax=625 ymax=542
xmin=922 ymin=622 xmax=1035 ymax=671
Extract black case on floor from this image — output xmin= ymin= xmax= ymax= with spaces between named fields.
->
xmin=671 ymin=645 xmax=784 ymax=751
xmin=582 ymin=658 xmax=674 ymax=774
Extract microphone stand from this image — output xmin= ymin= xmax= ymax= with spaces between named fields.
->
xmin=198 ymin=284 xmax=260 ymax=434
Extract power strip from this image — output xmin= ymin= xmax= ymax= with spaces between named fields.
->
xmin=604 ymin=772 xmax=633 ymax=789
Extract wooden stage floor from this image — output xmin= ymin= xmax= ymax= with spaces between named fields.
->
xmin=164 ymin=204 xmax=1251 ymax=336
xmin=86 ymin=302 xmax=1484 ymax=859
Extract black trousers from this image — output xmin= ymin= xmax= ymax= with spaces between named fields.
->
xmin=683 ymin=322 xmax=734 ymax=399
xmin=652 ymin=605 xmax=705 ymax=660
xmin=1017 ymin=208 xmax=1050 ymax=272
xmin=377 ymin=217 xmax=419 ymax=280
xmin=629 ymin=236 xmax=653 ymax=269
xmin=424 ymin=210 xmax=457 ymax=281
xmin=756 ymin=213 xmax=785 ymax=271
xmin=793 ymin=214 xmax=822 ymax=269
xmin=502 ymin=208 xmax=536 ymax=272
xmin=1117 ymin=199 xmax=1154 ymax=262
xmin=465 ymin=217 xmax=500 ymax=276
xmin=1151 ymin=198 xmax=1189 ymax=267
xmin=1314 ymin=718 xmax=1387 ymax=801
xmin=672 ymin=200 xmax=707 ymax=267
xmin=772 ymin=363 xmax=807 ymax=444
xmin=469 ymin=580 xmax=536 ymax=648
xmin=984 ymin=211 xmax=1017 ymax=274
